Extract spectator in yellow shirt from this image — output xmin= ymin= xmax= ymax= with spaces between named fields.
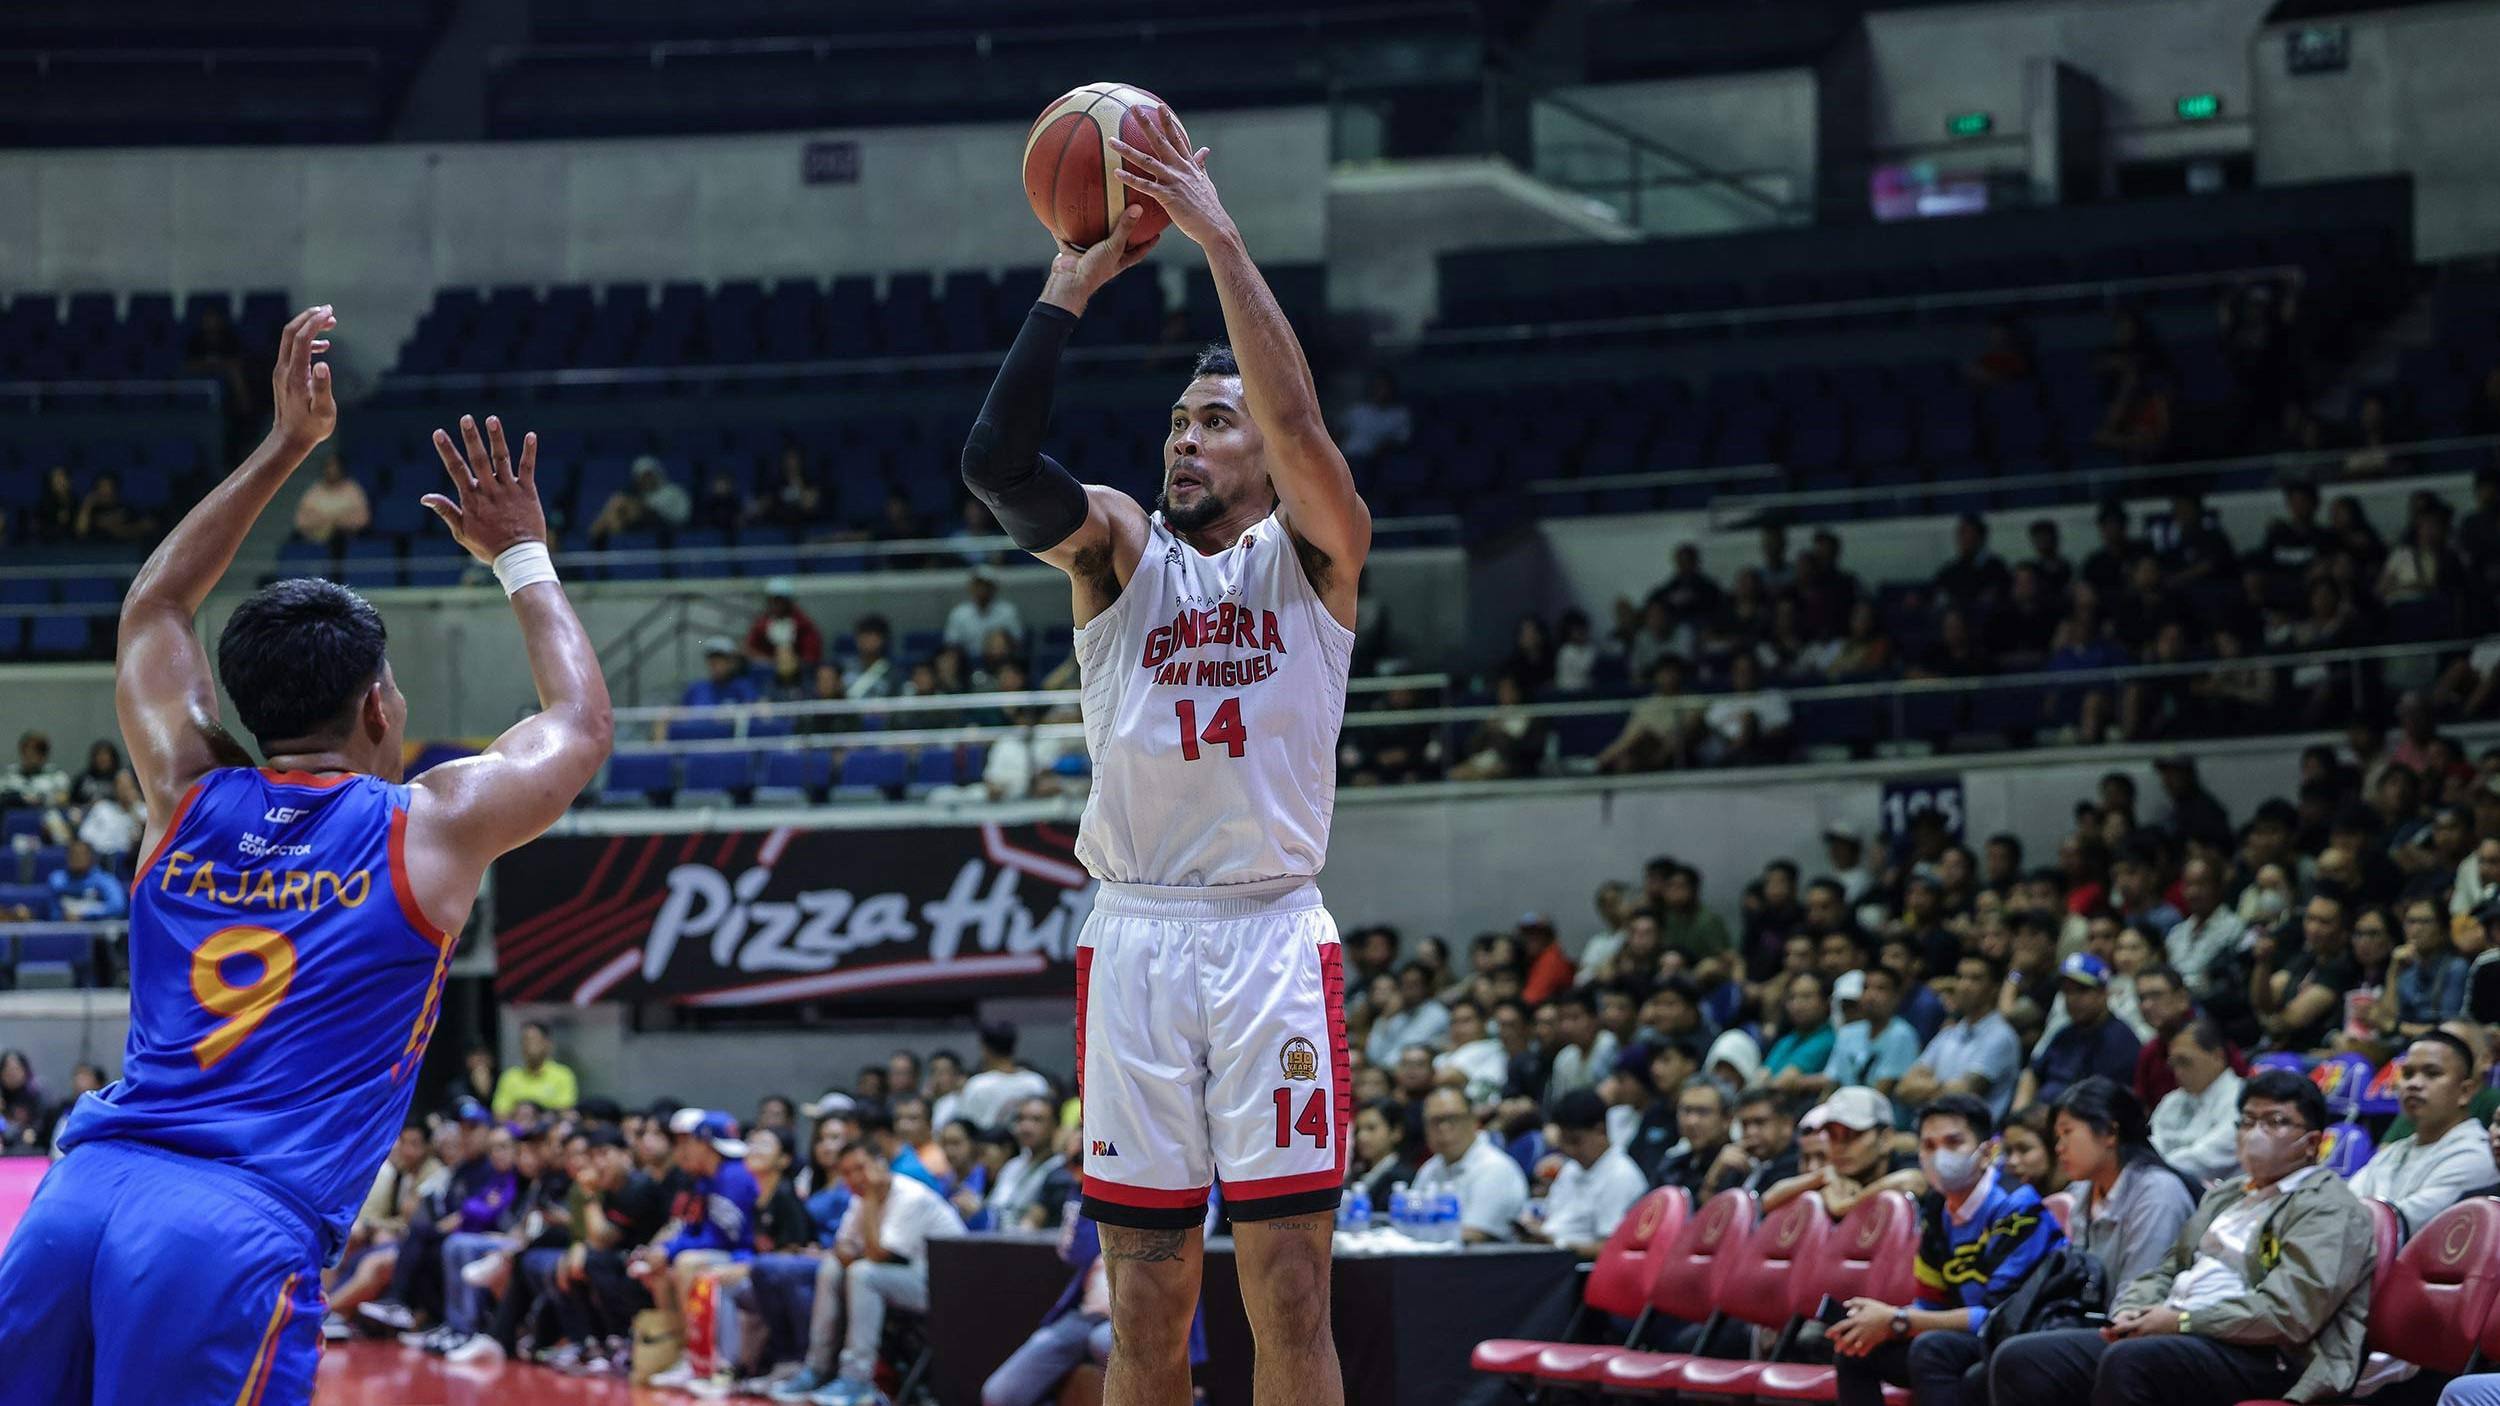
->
xmin=490 ymin=1021 xmax=579 ymax=1119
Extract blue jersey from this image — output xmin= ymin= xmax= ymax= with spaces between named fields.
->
xmin=58 ymin=767 xmax=456 ymax=1257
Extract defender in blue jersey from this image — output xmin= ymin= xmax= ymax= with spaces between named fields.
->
xmin=0 ymin=306 xmax=614 ymax=1406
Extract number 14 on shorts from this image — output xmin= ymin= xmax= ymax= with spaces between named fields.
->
xmin=1174 ymin=698 xmax=1246 ymax=760
xmin=1271 ymin=1087 xmax=1329 ymax=1148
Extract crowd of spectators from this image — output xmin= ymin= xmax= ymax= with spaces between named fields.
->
xmin=1337 ymin=711 xmax=2500 ymax=1406
xmin=0 ymin=730 xmax=140 ymax=932
xmin=1340 ymin=466 xmax=2500 ymax=787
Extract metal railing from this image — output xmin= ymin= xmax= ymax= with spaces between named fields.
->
xmin=588 ymin=637 xmax=2472 ymax=759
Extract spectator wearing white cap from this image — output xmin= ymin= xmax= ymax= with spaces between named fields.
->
xmin=2014 ymin=953 xmax=2143 ymax=1110
xmin=637 ymin=1110 xmax=761 ymax=1390
xmin=745 ymin=576 xmax=824 ymax=668
xmin=664 ymin=637 xmax=761 ymax=742
xmin=1763 ymin=1087 xmax=1923 ymax=1218
xmin=1411 ymin=1088 xmax=1529 ymax=1243
xmin=1819 ymin=822 xmax=1876 ymax=906
xmin=943 ymin=569 xmax=1025 ymax=658
xmin=588 ymin=454 xmax=692 ymax=546
xmin=1518 ymin=1089 xmax=1649 ymax=1257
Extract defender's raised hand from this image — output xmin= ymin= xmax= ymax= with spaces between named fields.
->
xmin=1109 ymin=105 xmax=1227 ymax=247
xmin=422 ymin=414 xmax=546 ymax=564
xmin=272 ymin=305 xmax=338 ymax=453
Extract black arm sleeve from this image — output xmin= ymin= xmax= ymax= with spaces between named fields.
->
xmin=961 ymin=301 xmax=1091 ymax=552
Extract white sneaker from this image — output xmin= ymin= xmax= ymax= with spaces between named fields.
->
xmin=444 ymin=1333 xmax=506 ymax=1365
xmin=360 ymin=1301 xmax=417 ymax=1331
xmin=321 ymin=1315 xmax=351 ymax=1343
xmin=460 ymin=1252 xmax=508 ymax=1288
xmin=397 ymin=1328 xmax=434 ymax=1349
xmin=649 ymin=1359 xmax=701 ymax=1389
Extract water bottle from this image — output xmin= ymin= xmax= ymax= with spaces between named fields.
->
xmin=1341 ymin=1184 xmax=1372 ymax=1231
xmin=1389 ymin=1182 xmax=1413 ymax=1238
xmin=1438 ymin=1190 xmax=1464 ymax=1244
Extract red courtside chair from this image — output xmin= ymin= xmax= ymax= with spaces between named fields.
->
xmin=1751 ymin=1189 xmax=1925 ymax=1403
xmin=1471 ymin=1185 xmax=1691 ymax=1386
xmin=2233 ymin=1197 xmax=2500 ymax=1406
xmin=1525 ymin=1188 xmax=1761 ymax=1391
xmin=1602 ymin=1191 xmax=1831 ymax=1398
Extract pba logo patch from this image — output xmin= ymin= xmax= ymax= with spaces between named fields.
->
xmin=1279 ymin=1036 xmax=1320 ymax=1081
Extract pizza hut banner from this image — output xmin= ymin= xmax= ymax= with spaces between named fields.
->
xmin=492 ymin=822 xmax=1095 ymax=1007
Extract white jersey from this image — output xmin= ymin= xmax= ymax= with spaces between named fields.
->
xmin=1072 ymin=510 xmax=1354 ymax=887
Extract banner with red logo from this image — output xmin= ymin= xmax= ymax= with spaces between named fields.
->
xmin=491 ymin=821 xmax=1095 ymax=1007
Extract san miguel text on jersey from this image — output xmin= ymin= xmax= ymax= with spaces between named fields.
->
xmin=1139 ymin=602 xmax=1289 ymax=687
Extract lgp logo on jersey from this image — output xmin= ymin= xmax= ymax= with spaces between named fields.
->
xmin=1091 ymin=1140 xmax=1119 ymax=1158
xmin=263 ymin=806 xmax=308 ymax=825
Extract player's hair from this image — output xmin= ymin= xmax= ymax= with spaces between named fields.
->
xmin=215 ymin=577 xmax=388 ymax=749
xmin=1192 ymin=343 xmax=1238 ymax=380
xmin=978 ymin=1021 xmax=1018 ymax=1058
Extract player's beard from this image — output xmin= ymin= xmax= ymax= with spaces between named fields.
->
xmin=1157 ymin=482 xmax=1229 ymax=532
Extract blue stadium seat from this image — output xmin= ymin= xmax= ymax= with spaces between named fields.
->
xmin=0 ymin=884 xmax=56 ymax=920
xmin=755 ymin=749 xmax=832 ymax=801
xmin=835 ymin=748 xmax=909 ymax=800
xmin=679 ymin=750 xmax=755 ymax=798
xmin=29 ymin=615 xmax=92 ymax=657
xmin=601 ymin=751 xmax=674 ymax=805
xmin=13 ymin=929 xmax=94 ymax=986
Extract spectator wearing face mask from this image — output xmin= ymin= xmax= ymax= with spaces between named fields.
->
xmin=1987 ymin=1071 xmax=2377 ymax=1406
xmin=1828 ymin=1093 xmax=2064 ymax=1406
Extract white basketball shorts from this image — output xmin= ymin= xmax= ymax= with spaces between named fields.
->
xmin=1075 ymin=876 xmax=1348 ymax=1229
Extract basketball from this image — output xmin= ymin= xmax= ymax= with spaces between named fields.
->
xmin=1022 ymin=81 xmax=1187 ymax=254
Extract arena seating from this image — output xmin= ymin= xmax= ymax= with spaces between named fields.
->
xmin=0 ymin=1 xmax=446 ymax=147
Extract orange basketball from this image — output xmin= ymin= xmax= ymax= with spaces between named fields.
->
xmin=1023 ymin=82 xmax=1187 ymax=254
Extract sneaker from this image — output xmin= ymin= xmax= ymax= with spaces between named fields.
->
xmin=806 ymin=1378 xmax=866 ymax=1406
xmin=649 ymin=1359 xmax=701 ymax=1390
xmin=425 ymin=1325 xmax=466 ymax=1355
xmin=397 ymin=1328 xmax=435 ymax=1349
xmin=542 ymin=1344 xmax=586 ymax=1374
xmin=320 ymin=1315 xmax=351 ymax=1343
xmin=460 ymin=1253 xmax=507 ymax=1288
xmin=687 ymin=1376 xmax=735 ymax=1399
xmin=360 ymin=1301 xmax=416 ymax=1332
xmin=768 ymin=1367 xmax=832 ymax=1401
xmin=444 ymin=1333 xmax=506 ymax=1366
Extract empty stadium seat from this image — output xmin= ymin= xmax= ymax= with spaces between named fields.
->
xmin=1471 ymin=1185 xmax=1690 ymax=1382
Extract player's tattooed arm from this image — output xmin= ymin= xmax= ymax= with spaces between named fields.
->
xmin=1101 ymin=1226 xmax=1190 ymax=1263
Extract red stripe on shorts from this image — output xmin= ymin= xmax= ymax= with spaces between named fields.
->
xmin=1322 ymin=942 xmax=1350 ymax=1179
xmin=1084 ymin=1175 xmax=1213 ymax=1209
xmin=1074 ymin=945 xmax=1093 ymax=1103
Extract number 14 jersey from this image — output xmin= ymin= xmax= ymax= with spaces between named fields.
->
xmin=57 ymin=767 xmax=456 ymax=1257
xmin=1072 ymin=510 xmax=1355 ymax=888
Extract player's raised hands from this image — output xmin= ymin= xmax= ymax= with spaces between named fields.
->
xmin=1109 ymin=105 xmax=1227 ymax=247
xmin=423 ymin=414 xmax=547 ymax=564
xmin=1041 ymin=202 xmax=1162 ymax=316
xmin=271 ymin=305 xmax=338 ymax=453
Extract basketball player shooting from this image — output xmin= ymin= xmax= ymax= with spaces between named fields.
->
xmin=961 ymin=105 xmax=1369 ymax=1406
xmin=0 ymin=307 xmax=614 ymax=1406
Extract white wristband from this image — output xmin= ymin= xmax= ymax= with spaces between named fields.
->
xmin=492 ymin=541 xmax=559 ymax=597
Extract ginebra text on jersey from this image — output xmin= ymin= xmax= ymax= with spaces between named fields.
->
xmin=1136 ymin=602 xmax=1289 ymax=670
